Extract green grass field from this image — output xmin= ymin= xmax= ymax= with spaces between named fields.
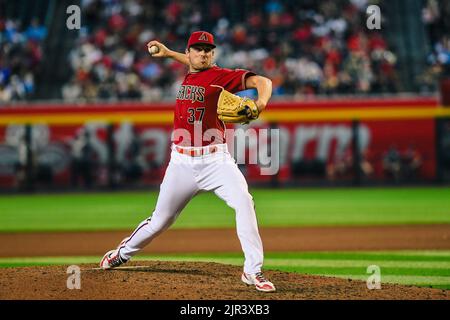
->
xmin=1 ymin=251 xmax=449 ymax=289
xmin=1 ymin=187 xmax=449 ymax=290
xmin=0 ymin=187 xmax=449 ymax=232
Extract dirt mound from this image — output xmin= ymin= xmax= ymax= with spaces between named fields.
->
xmin=0 ymin=261 xmax=448 ymax=300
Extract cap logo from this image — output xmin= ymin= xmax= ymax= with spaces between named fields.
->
xmin=198 ymin=32 xmax=209 ymax=41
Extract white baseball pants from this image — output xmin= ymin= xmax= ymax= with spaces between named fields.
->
xmin=119 ymin=144 xmax=264 ymax=274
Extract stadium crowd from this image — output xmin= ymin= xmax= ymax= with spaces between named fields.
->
xmin=1 ymin=0 xmax=449 ymax=103
xmin=419 ymin=0 xmax=450 ymax=92
xmin=62 ymin=0 xmax=401 ymax=102
xmin=0 ymin=18 xmax=47 ymax=102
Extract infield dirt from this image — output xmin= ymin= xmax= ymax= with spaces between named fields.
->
xmin=1 ymin=224 xmax=449 ymax=257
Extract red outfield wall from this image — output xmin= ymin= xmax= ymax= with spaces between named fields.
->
xmin=0 ymin=97 xmax=441 ymax=187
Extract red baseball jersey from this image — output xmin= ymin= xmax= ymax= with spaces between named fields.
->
xmin=173 ymin=66 xmax=255 ymax=147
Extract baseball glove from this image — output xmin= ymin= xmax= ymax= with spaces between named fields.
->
xmin=211 ymin=85 xmax=259 ymax=124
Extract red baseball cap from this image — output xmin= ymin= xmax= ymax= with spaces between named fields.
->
xmin=187 ymin=31 xmax=216 ymax=49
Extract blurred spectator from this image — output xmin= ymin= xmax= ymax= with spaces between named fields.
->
xmin=14 ymin=136 xmax=35 ymax=190
xmin=326 ymin=147 xmax=373 ymax=182
xmin=121 ymin=127 xmax=144 ymax=183
xmin=422 ymin=0 xmax=442 ymax=46
xmin=341 ymin=50 xmax=373 ymax=94
xmin=62 ymin=78 xmax=83 ymax=101
xmin=382 ymin=145 xmax=402 ymax=182
xmin=71 ymin=130 xmax=96 ymax=188
xmin=360 ymin=149 xmax=374 ymax=179
xmin=441 ymin=121 xmax=450 ymax=172
xmin=25 ymin=18 xmax=47 ymax=42
xmin=401 ymin=144 xmax=423 ymax=181
xmin=327 ymin=147 xmax=353 ymax=181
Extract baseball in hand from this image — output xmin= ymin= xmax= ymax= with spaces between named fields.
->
xmin=148 ymin=45 xmax=160 ymax=55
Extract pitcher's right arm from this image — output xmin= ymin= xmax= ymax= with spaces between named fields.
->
xmin=147 ymin=40 xmax=189 ymax=66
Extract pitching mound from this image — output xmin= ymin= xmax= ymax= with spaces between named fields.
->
xmin=1 ymin=261 xmax=448 ymax=300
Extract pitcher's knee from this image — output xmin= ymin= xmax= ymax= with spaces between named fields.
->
xmin=232 ymin=192 xmax=255 ymax=211
xmin=147 ymin=214 xmax=176 ymax=235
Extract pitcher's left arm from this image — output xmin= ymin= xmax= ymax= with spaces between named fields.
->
xmin=245 ymin=75 xmax=272 ymax=113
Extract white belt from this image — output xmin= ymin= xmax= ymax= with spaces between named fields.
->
xmin=172 ymin=144 xmax=227 ymax=157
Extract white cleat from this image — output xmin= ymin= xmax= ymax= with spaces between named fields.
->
xmin=100 ymin=237 xmax=130 ymax=269
xmin=99 ymin=248 xmax=128 ymax=269
xmin=241 ymin=272 xmax=276 ymax=292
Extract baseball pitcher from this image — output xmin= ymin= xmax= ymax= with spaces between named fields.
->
xmin=100 ymin=31 xmax=275 ymax=292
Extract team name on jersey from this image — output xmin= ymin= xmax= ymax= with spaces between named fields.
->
xmin=176 ymin=85 xmax=205 ymax=103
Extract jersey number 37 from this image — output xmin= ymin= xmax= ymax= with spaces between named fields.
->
xmin=187 ymin=107 xmax=205 ymax=124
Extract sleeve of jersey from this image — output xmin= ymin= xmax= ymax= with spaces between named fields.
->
xmin=216 ymin=69 xmax=256 ymax=94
